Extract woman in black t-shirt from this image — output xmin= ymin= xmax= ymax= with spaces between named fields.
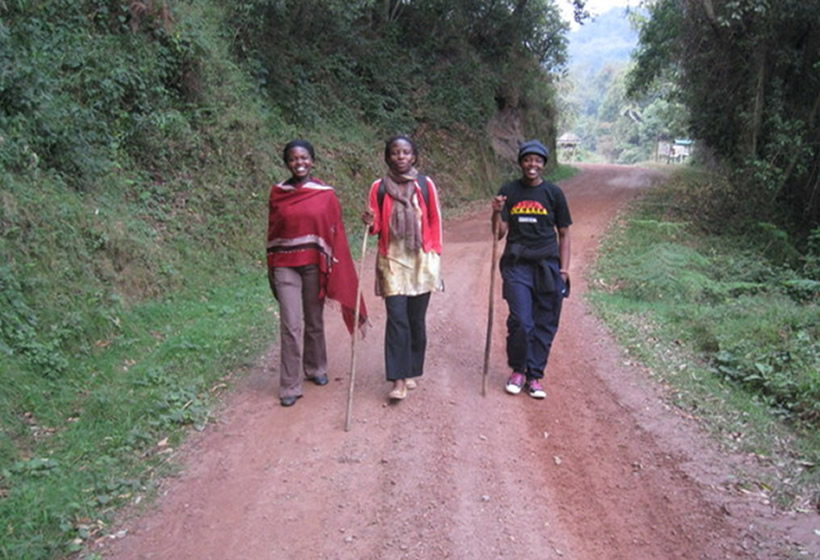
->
xmin=490 ymin=140 xmax=572 ymax=400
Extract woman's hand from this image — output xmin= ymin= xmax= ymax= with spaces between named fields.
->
xmin=361 ymin=208 xmax=375 ymax=226
xmin=491 ymin=196 xmax=508 ymax=239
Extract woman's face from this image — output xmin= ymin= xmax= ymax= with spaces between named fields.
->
xmin=519 ymin=154 xmax=545 ymax=185
xmin=387 ymin=139 xmax=416 ymax=174
xmin=285 ymin=146 xmax=313 ymax=181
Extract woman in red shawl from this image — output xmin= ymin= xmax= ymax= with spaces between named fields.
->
xmin=267 ymin=140 xmax=366 ymax=407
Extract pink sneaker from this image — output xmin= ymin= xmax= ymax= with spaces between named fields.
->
xmin=526 ymin=378 xmax=546 ymax=399
xmin=505 ymin=373 xmax=526 ymax=395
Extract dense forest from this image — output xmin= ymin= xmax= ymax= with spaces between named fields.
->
xmin=560 ymin=8 xmax=652 ymax=163
xmin=629 ymin=0 xmax=820 ymax=234
xmin=563 ymin=0 xmax=820 ymax=241
xmin=0 ymin=0 xmax=570 ymax=383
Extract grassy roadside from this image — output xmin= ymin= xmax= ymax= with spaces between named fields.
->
xmin=0 ymin=265 xmax=276 ymax=559
xmin=587 ymin=167 xmax=819 ymax=512
xmin=548 ymin=163 xmax=581 ymax=184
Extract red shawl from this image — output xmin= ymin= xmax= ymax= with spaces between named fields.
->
xmin=267 ymin=179 xmax=367 ymax=334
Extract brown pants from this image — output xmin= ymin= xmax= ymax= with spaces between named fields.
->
xmin=271 ymin=265 xmax=327 ymax=399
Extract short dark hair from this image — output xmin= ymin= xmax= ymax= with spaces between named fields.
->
xmin=384 ymin=134 xmax=418 ymax=164
xmin=282 ymin=139 xmax=315 ymax=164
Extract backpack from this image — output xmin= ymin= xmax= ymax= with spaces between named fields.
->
xmin=377 ymin=174 xmax=430 ymax=209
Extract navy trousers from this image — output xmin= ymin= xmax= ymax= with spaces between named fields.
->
xmin=501 ymin=261 xmax=565 ymax=380
xmin=384 ymin=293 xmax=431 ymax=381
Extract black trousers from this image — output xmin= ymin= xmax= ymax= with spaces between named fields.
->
xmin=384 ymin=292 xmax=431 ymax=381
xmin=502 ymin=261 xmax=565 ymax=380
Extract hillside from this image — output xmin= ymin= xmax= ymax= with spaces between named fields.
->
xmin=568 ymin=7 xmax=637 ymax=76
xmin=0 ymin=0 xmax=567 ymax=380
xmin=559 ymin=7 xmax=642 ymax=162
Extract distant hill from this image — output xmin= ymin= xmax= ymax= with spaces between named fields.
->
xmin=568 ymin=7 xmax=638 ymax=75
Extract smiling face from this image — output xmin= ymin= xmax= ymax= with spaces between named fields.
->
xmin=519 ymin=153 xmax=546 ymax=186
xmin=386 ymin=139 xmax=417 ymax=175
xmin=285 ymin=146 xmax=314 ymax=182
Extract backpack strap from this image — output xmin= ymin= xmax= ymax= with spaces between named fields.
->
xmin=418 ymin=174 xmax=429 ymax=206
xmin=378 ymin=174 xmax=429 ymax=209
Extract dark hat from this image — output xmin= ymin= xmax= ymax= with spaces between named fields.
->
xmin=518 ymin=140 xmax=549 ymax=162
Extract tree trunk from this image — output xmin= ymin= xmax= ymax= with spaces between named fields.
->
xmin=780 ymin=90 xmax=820 ymax=215
xmin=379 ymin=0 xmax=401 ymax=24
xmin=700 ymin=0 xmax=716 ymax=23
xmin=749 ymin=48 xmax=766 ymax=157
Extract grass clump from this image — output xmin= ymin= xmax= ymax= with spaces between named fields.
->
xmin=589 ymin=168 xmax=819 ymax=511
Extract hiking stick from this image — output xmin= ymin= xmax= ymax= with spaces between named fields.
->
xmin=482 ymin=221 xmax=500 ymax=396
xmin=345 ymin=227 xmax=369 ymax=431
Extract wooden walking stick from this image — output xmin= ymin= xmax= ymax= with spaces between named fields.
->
xmin=345 ymin=228 xmax=369 ymax=431
xmin=482 ymin=220 xmax=500 ymax=396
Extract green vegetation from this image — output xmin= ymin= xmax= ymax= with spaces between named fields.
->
xmin=589 ymin=167 xmax=819 ymax=509
xmin=560 ymin=7 xmax=671 ymax=164
xmin=629 ymin=0 xmax=820 ymax=234
xmin=590 ymin=2 xmax=820 ymax=498
xmin=1 ymin=273 xmax=275 ymax=558
xmin=547 ymin=163 xmax=581 ymax=184
xmin=564 ymin=62 xmax=689 ymax=164
xmin=577 ymin=4 xmax=820 ymax=476
xmin=1 ymin=1 xmax=570 ymax=557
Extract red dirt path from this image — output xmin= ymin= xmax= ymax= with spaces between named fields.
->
xmin=100 ymin=164 xmax=819 ymax=559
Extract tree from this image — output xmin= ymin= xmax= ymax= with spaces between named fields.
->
xmin=629 ymin=0 xmax=820 ymax=230
xmin=229 ymin=0 xmax=570 ymax=139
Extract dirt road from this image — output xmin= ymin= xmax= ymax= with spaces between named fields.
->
xmin=102 ymin=164 xmax=818 ymax=559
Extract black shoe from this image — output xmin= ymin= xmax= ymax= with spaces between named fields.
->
xmin=309 ymin=375 xmax=329 ymax=386
xmin=280 ymin=395 xmax=302 ymax=407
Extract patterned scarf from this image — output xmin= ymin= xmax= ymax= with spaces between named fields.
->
xmin=383 ymin=167 xmax=423 ymax=251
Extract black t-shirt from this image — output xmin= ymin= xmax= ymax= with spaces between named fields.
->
xmin=498 ymin=179 xmax=572 ymax=258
